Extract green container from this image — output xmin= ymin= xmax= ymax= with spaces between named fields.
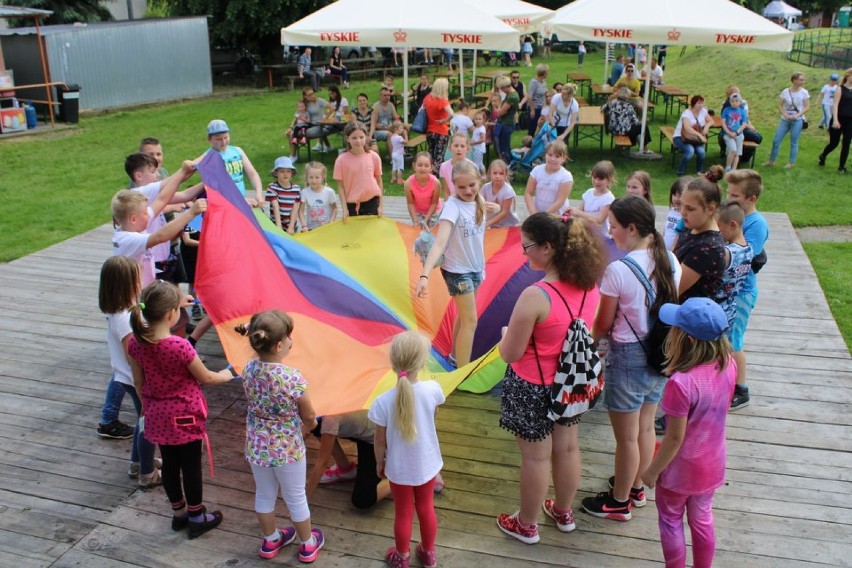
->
xmin=839 ymin=7 xmax=850 ymax=28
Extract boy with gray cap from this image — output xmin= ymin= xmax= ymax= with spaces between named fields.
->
xmin=818 ymin=73 xmax=840 ymax=129
xmin=196 ymin=119 xmax=264 ymax=207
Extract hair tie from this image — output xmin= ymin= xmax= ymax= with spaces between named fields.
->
xmin=561 ymin=212 xmax=571 ymax=223
xmin=138 ymin=302 xmax=146 ymax=311
xmin=398 ymin=371 xmax=409 ymax=378
xmin=704 ymin=171 xmax=715 ymax=181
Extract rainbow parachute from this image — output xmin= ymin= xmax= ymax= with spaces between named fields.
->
xmin=194 ymin=151 xmax=541 ymax=415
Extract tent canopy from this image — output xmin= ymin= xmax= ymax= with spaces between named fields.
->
xmin=550 ymin=0 xmax=793 ymax=52
xmin=762 ymin=1 xmax=802 ymax=18
xmin=281 ymin=0 xmax=519 ymax=51
xmin=465 ymin=0 xmax=553 ymax=32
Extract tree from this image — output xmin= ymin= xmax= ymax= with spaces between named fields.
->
xmin=159 ymin=0 xmax=330 ymax=61
xmin=7 ymin=0 xmax=112 ymax=25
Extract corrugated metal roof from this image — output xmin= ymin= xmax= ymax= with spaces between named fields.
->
xmin=0 ymin=5 xmax=52 ymax=18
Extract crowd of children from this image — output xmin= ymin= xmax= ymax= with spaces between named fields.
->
xmin=97 ymin=86 xmax=770 ymax=566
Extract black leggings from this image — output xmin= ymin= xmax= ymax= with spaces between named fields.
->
xmin=160 ymin=440 xmax=203 ymax=510
xmin=351 ymin=439 xmax=382 ymax=509
xmin=347 ymin=195 xmax=380 ymax=217
xmin=820 ymin=117 xmax=852 ymax=170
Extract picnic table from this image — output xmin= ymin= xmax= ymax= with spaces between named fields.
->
xmin=590 ymin=83 xmax=613 ymax=105
xmin=655 ymin=84 xmax=689 ymax=121
xmin=573 ymin=105 xmax=605 ymax=157
xmin=566 ymin=72 xmax=592 ymax=100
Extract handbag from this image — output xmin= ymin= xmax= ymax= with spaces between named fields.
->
xmin=787 ymin=88 xmax=808 ymax=129
xmin=411 ymin=106 xmax=428 ymax=134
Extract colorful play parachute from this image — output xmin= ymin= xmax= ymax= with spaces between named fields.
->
xmin=194 ymin=151 xmax=541 ymax=416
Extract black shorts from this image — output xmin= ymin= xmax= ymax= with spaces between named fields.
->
xmin=499 ymin=366 xmax=581 ymax=442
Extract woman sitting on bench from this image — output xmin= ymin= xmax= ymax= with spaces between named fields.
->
xmin=603 ymin=88 xmax=652 ymax=150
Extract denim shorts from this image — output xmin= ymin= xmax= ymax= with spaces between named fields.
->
xmin=603 ymin=340 xmax=667 ymax=413
xmin=728 ymin=289 xmax=757 ymax=352
xmin=441 ymin=268 xmax=482 ymax=296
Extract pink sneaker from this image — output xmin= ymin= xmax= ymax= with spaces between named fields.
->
xmin=319 ymin=461 xmax=357 ymax=484
xmin=385 ymin=547 xmax=410 ymax=568
xmin=298 ymin=528 xmax=324 ymax=563
xmin=543 ymin=499 xmax=576 ymax=532
xmin=415 ymin=543 xmax=437 ymax=568
xmin=433 ymin=472 xmax=445 ymax=493
xmin=496 ymin=512 xmax=539 ymax=544
xmin=259 ymin=526 xmax=296 ymax=559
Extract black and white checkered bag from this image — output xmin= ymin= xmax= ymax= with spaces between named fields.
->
xmin=532 ymin=283 xmax=604 ymax=421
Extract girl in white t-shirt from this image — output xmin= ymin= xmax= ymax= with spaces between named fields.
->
xmin=582 ymin=195 xmax=681 ymax=522
xmin=415 ymin=161 xmax=486 ymax=368
xmin=470 ymin=111 xmax=487 ymax=175
xmin=298 ymin=162 xmax=338 ymax=231
xmin=524 ymin=140 xmax=574 ymax=215
xmin=99 ymin=256 xmax=161 ymax=489
xmin=664 ymin=177 xmax=689 ymax=250
xmin=369 ymin=331 xmax=445 ymax=568
xmin=439 ymin=133 xmax=476 ymax=199
xmin=568 ymin=160 xmax=616 ymax=228
xmin=482 ymin=159 xmax=519 ymax=228
xmin=765 ymin=72 xmax=810 ymax=169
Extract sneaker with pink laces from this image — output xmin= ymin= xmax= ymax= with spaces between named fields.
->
xmin=542 ymin=499 xmax=576 ymax=532
xmin=385 ymin=547 xmax=410 ymax=568
xmin=320 ymin=461 xmax=357 ymax=484
xmin=415 ymin=543 xmax=437 ymax=568
xmin=496 ymin=512 xmax=539 ymax=544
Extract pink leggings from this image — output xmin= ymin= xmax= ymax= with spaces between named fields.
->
xmin=389 ymin=478 xmax=437 ymax=554
xmin=655 ymin=485 xmax=716 ymax=568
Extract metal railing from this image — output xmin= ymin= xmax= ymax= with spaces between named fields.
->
xmin=788 ymin=28 xmax=852 ymax=70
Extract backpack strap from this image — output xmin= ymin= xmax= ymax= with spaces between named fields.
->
xmin=617 ymin=257 xmax=656 ymax=354
xmin=529 ymin=282 xmax=587 ymax=386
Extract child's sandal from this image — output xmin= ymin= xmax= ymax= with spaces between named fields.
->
xmin=138 ymin=469 xmax=162 ymax=490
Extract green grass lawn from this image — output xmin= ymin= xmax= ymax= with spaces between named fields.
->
xmin=803 ymin=242 xmax=852 ymax=349
xmin=1 ymin=43 xmax=850 ymax=350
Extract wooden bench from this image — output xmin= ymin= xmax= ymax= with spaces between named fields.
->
xmin=612 ymin=134 xmax=632 ymax=158
xmin=404 ymin=134 xmax=428 ymax=157
xmin=660 ymin=126 xmax=685 ymax=169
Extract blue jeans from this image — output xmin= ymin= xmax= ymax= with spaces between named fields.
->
xmin=100 ymin=374 xmax=125 ymax=425
xmin=673 ymin=137 xmax=705 ymax=174
xmin=820 ymin=103 xmax=833 ymax=128
xmin=769 ymin=117 xmax=804 ymax=164
xmin=120 ymin=382 xmax=157 ymax=475
xmin=497 ymin=123 xmax=515 ymax=162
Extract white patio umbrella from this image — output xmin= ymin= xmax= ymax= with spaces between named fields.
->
xmin=549 ymin=0 xmax=793 ymax=151
xmin=762 ymin=1 xmax=802 ymax=19
xmin=281 ymin=0 xmax=518 ymax=121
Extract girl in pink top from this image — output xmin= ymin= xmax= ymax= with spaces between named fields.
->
xmin=333 ymin=121 xmax=384 ymax=220
xmin=642 ymin=297 xmax=736 ymax=568
xmin=495 ymin=212 xmax=607 ymax=544
xmin=127 ymin=280 xmax=233 ymax=539
xmin=404 ymin=152 xmax=441 ymax=228
xmin=438 ymin=133 xmax=476 ymax=200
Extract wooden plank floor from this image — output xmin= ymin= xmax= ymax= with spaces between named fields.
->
xmin=1 ymin=197 xmax=850 ymax=567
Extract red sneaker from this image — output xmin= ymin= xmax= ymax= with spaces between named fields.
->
xmin=496 ymin=512 xmax=539 ymax=544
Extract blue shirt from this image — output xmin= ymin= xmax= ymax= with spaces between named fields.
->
xmin=721 ymin=106 xmax=748 ymax=134
xmin=742 ymin=211 xmax=768 ymax=295
xmin=210 ymin=145 xmax=246 ymax=195
xmin=717 ymin=242 xmax=753 ymax=324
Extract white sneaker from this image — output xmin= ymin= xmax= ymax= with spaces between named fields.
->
xmin=319 ymin=461 xmax=357 ymax=484
xmin=290 ymin=155 xmax=298 ymax=163
xmin=312 ymin=143 xmax=324 ymax=152
xmin=323 ymin=144 xmax=335 ymax=153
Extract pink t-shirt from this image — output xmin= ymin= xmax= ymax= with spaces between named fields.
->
xmin=333 ymin=150 xmax=382 ymax=204
xmin=658 ymin=358 xmax=737 ymax=495
xmin=510 ymin=281 xmax=601 ymax=385
xmin=407 ymin=173 xmax=442 ymax=215
xmin=128 ymin=335 xmax=207 ymax=446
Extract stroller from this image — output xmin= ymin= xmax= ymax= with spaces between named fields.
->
xmin=508 ymin=122 xmax=558 ymax=177
xmin=500 ymin=51 xmax=520 ymax=67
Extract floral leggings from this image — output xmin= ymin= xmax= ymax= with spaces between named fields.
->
xmin=426 ymin=133 xmax=449 ymax=175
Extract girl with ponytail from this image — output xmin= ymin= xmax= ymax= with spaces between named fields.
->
xmin=369 ymin=331 xmax=445 ymax=568
xmin=581 ymin=195 xmax=681 ymax=522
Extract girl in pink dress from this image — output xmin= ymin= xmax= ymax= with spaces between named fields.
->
xmin=127 ymin=280 xmax=233 ymax=539
xmin=641 ymin=297 xmax=736 ymax=568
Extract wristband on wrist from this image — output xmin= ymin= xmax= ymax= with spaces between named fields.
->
xmin=420 ymin=275 xmax=428 ymax=280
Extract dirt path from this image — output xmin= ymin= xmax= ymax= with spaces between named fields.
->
xmin=795 ymin=225 xmax=852 ymax=243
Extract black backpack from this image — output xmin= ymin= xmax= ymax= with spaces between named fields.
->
xmin=619 ymin=258 xmax=672 ymax=375
xmin=532 ymin=284 xmax=604 ymax=421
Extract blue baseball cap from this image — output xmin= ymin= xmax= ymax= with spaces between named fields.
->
xmin=830 ymin=73 xmax=839 ymax=81
xmin=207 ymin=119 xmax=229 ymax=135
xmin=659 ymin=298 xmax=729 ymax=341
xmin=271 ymin=156 xmax=297 ymax=174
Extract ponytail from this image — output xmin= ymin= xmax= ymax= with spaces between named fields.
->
xmin=521 ymin=212 xmax=607 ymax=289
xmin=129 ymin=280 xmax=181 ymax=345
xmin=389 ymin=331 xmax=431 ymax=443
xmin=235 ymin=310 xmax=294 ymax=355
xmin=648 ymin=231 xmax=677 ymax=314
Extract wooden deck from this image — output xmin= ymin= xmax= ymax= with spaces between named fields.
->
xmin=1 ymin=197 xmax=851 ymax=567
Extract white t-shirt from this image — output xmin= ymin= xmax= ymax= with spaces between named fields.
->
xmin=581 ymin=188 xmax=615 ymax=216
xmin=551 ymin=96 xmax=580 ymax=128
xmin=439 ymin=196 xmax=486 ymax=274
xmin=820 ymin=84 xmax=838 ymax=106
xmin=530 ymin=165 xmax=573 ymax=214
xmin=471 ymin=125 xmax=486 ymax=151
xmin=642 ymin=65 xmax=664 ymax=85
xmin=390 ymin=134 xmax=405 ymax=158
xmin=300 ymin=186 xmax=337 ymax=230
xmin=368 ymin=380 xmax=445 ymax=486
xmin=106 ymin=310 xmax=133 ymax=386
xmin=664 ymin=207 xmax=683 ymax=250
xmin=113 ymin=223 xmax=156 ymax=287
xmin=481 ymin=181 xmax=519 ymax=227
xmin=135 ymin=181 xmax=170 ymax=263
xmin=320 ymin=410 xmax=375 ymax=443
xmin=674 ymin=107 xmax=710 ymax=138
xmin=780 ymin=87 xmax=810 ymax=116
xmin=599 ymin=249 xmax=682 ymax=343
xmin=450 ymin=114 xmax=474 ymax=138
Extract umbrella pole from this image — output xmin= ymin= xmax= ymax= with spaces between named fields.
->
xmin=459 ymin=49 xmax=464 ymax=101
xmin=472 ymin=49 xmax=477 ymax=97
xmin=603 ymin=43 xmax=611 ymax=88
xmin=403 ymin=54 xmax=409 ymax=124
xmin=638 ymin=43 xmax=652 ymax=153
